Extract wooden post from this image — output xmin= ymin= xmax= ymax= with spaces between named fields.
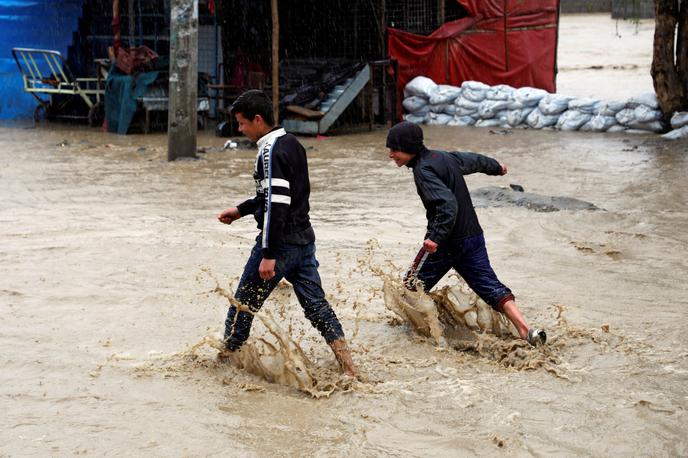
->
xmin=380 ymin=0 xmax=387 ymax=125
xmin=168 ymin=0 xmax=198 ymax=161
xmin=438 ymin=0 xmax=445 ymax=26
xmin=112 ymin=0 xmax=121 ymax=54
xmin=128 ymin=0 xmax=136 ymax=46
xmin=271 ymin=0 xmax=279 ymax=124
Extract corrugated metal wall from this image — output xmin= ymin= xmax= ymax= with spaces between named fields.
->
xmin=0 ymin=0 xmax=85 ymax=119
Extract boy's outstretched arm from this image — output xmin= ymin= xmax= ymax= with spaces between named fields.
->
xmin=454 ymin=151 xmax=506 ymax=176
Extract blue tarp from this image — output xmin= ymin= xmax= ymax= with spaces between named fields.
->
xmin=0 ymin=0 xmax=85 ymax=119
xmin=105 ymin=68 xmax=159 ymax=135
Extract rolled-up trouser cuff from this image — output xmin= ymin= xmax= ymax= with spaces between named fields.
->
xmin=494 ymin=293 xmax=515 ymax=313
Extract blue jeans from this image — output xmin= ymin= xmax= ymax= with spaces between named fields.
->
xmin=224 ymin=239 xmax=345 ymax=350
xmin=405 ymin=233 xmax=514 ymax=311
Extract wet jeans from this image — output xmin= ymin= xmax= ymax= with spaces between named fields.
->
xmin=405 ymin=233 xmax=514 ymax=310
xmin=224 ymin=239 xmax=345 ymax=351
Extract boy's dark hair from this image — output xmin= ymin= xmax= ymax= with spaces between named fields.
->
xmin=230 ymin=90 xmax=274 ymax=125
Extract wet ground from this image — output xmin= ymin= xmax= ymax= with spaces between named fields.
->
xmin=1 ymin=13 xmax=687 ymax=458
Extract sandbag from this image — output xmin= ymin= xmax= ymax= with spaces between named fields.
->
xmin=404 ymin=113 xmax=427 ymax=124
xmin=662 ymin=125 xmax=688 ymax=140
xmin=456 ymin=98 xmax=480 ymax=111
xmin=633 ymin=105 xmax=662 ymax=123
xmin=596 ymin=100 xmax=626 ymax=116
xmin=670 ymin=111 xmax=688 ymax=129
xmin=568 ymin=98 xmax=600 ymax=114
xmin=429 ymin=103 xmax=448 ymax=114
xmin=448 ymin=115 xmax=476 ymax=127
xmin=443 ymin=104 xmax=457 ymax=116
xmin=526 ymin=109 xmax=560 ymax=128
xmin=427 ymin=113 xmax=453 ymax=125
xmin=405 ymin=76 xmax=439 ymax=99
xmin=513 ymin=87 xmax=549 ymax=107
xmin=403 ymin=96 xmax=428 ymax=113
xmin=627 ymin=120 xmax=664 ymax=132
xmin=478 ymin=100 xmax=511 ymax=119
xmin=606 ymin=125 xmax=627 ymax=133
xmin=615 ymin=108 xmax=635 ymax=125
xmin=507 ymin=100 xmax=526 ymax=110
xmin=461 ymin=80 xmax=490 ymax=91
xmin=627 ymin=92 xmax=659 ymax=109
xmin=581 ymin=114 xmax=617 ymax=132
xmin=475 ymin=118 xmax=503 ymax=128
xmin=505 ymin=107 xmax=535 ymax=127
xmin=486 ymin=84 xmax=515 ymax=101
xmin=538 ymin=94 xmax=574 ymax=115
xmin=456 ymin=106 xmax=478 ymax=116
xmin=429 ymin=85 xmax=462 ymax=105
xmin=462 ymin=88 xmax=487 ymax=103
xmin=556 ymin=110 xmax=592 ymax=131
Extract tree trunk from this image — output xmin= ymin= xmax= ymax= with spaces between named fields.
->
xmin=652 ymin=0 xmax=686 ymax=119
xmin=678 ymin=0 xmax=688 ymax=95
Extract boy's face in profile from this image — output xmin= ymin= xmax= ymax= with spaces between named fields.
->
xmin=235 ymin=112 xmax=267 ymax=142
xmin=388 ymin=149 xmax=414 ymax=167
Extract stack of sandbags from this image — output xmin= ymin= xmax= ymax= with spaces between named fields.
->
xmin=401 ymin=76 xmax=668 ymax=135
xmin=612 ymin=93 xmax=664 ymax=133
xmin=403 ymin=77 xmax=462 ymax=125
xmin=662 ymin=112 xmax=688 ymax=140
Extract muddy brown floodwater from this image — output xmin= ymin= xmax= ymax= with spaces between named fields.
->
xmin=1 ymin=120 xmax=687 ymax=456
xmin=0 ymin=12 xmax=686 ymax=457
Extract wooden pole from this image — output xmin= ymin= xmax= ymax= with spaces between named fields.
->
xmin=168 ymin=0 xmax=199 ymax=161
xmin=438 ymin=0 xmax=445 ymax=26
xmin=128 ymin=0 xmax=136 ymax=46
xmin=112 ymin=0 xmax=121 ymax=54
xmin=271 ymin=0 xmax=279 ymax=124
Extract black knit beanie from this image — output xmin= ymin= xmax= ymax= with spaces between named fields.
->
xmin=386 ymin=121 xmax=426 ymax=155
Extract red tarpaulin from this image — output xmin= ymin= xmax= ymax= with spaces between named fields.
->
xmin=388 ymin=0 xmax=560 ymax=115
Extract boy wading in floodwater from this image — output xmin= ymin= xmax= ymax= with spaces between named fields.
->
xmin=217 ymin=90 xmax=358 ymax=376
xmin=386 ymin=121 xmax=546 ymax=346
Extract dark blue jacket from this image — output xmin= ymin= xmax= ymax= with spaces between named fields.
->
xmin=408 ymin=149 xmax=502 ymax=244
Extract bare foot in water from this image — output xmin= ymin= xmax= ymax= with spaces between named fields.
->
xmin=329 ymin=338 xmax=359 ymax=378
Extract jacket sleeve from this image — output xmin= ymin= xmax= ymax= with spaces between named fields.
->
xmin=260 ymin=146 xmax=292 ymax=259
xmin=237 ymin=195 xmax=260 ymax=217
xmin=414 ymin=165 xmax=458 ymax=245
xmin=454 ymin=152 xmax=503 ymax=176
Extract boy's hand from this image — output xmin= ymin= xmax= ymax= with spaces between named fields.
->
xmin=218 ymin=207 xmax=241 ymax=225
xmin=423 ymin=239 xmax=438 ymax=254
xmin=259 ymin=258 xmax=276 ymax=280
xmin=499 ymin=163 xmax=508 ymax=175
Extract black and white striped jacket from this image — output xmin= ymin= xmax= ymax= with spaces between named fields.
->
xmin=237 ymin=127 xmax=315 ymax=258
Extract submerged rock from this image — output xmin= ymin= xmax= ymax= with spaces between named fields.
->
xmin=471 ymin=186 xmax=599 ymax=212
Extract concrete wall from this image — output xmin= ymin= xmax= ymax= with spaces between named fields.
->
xmin=560 ymin=0 xmax=612 ymax=14
xmin=0 ymin=0 xmax=85 ymax=119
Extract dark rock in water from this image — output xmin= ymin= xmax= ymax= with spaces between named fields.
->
xmin=471 ymin=186 xmax=599 ymax=212
xmin=509 ymin=184 xmax=524 ymax=192
xmin=137 ymin=147 xmax=147 ymax=153
xmin=236 ymin=139 xmax=254 ymax=149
